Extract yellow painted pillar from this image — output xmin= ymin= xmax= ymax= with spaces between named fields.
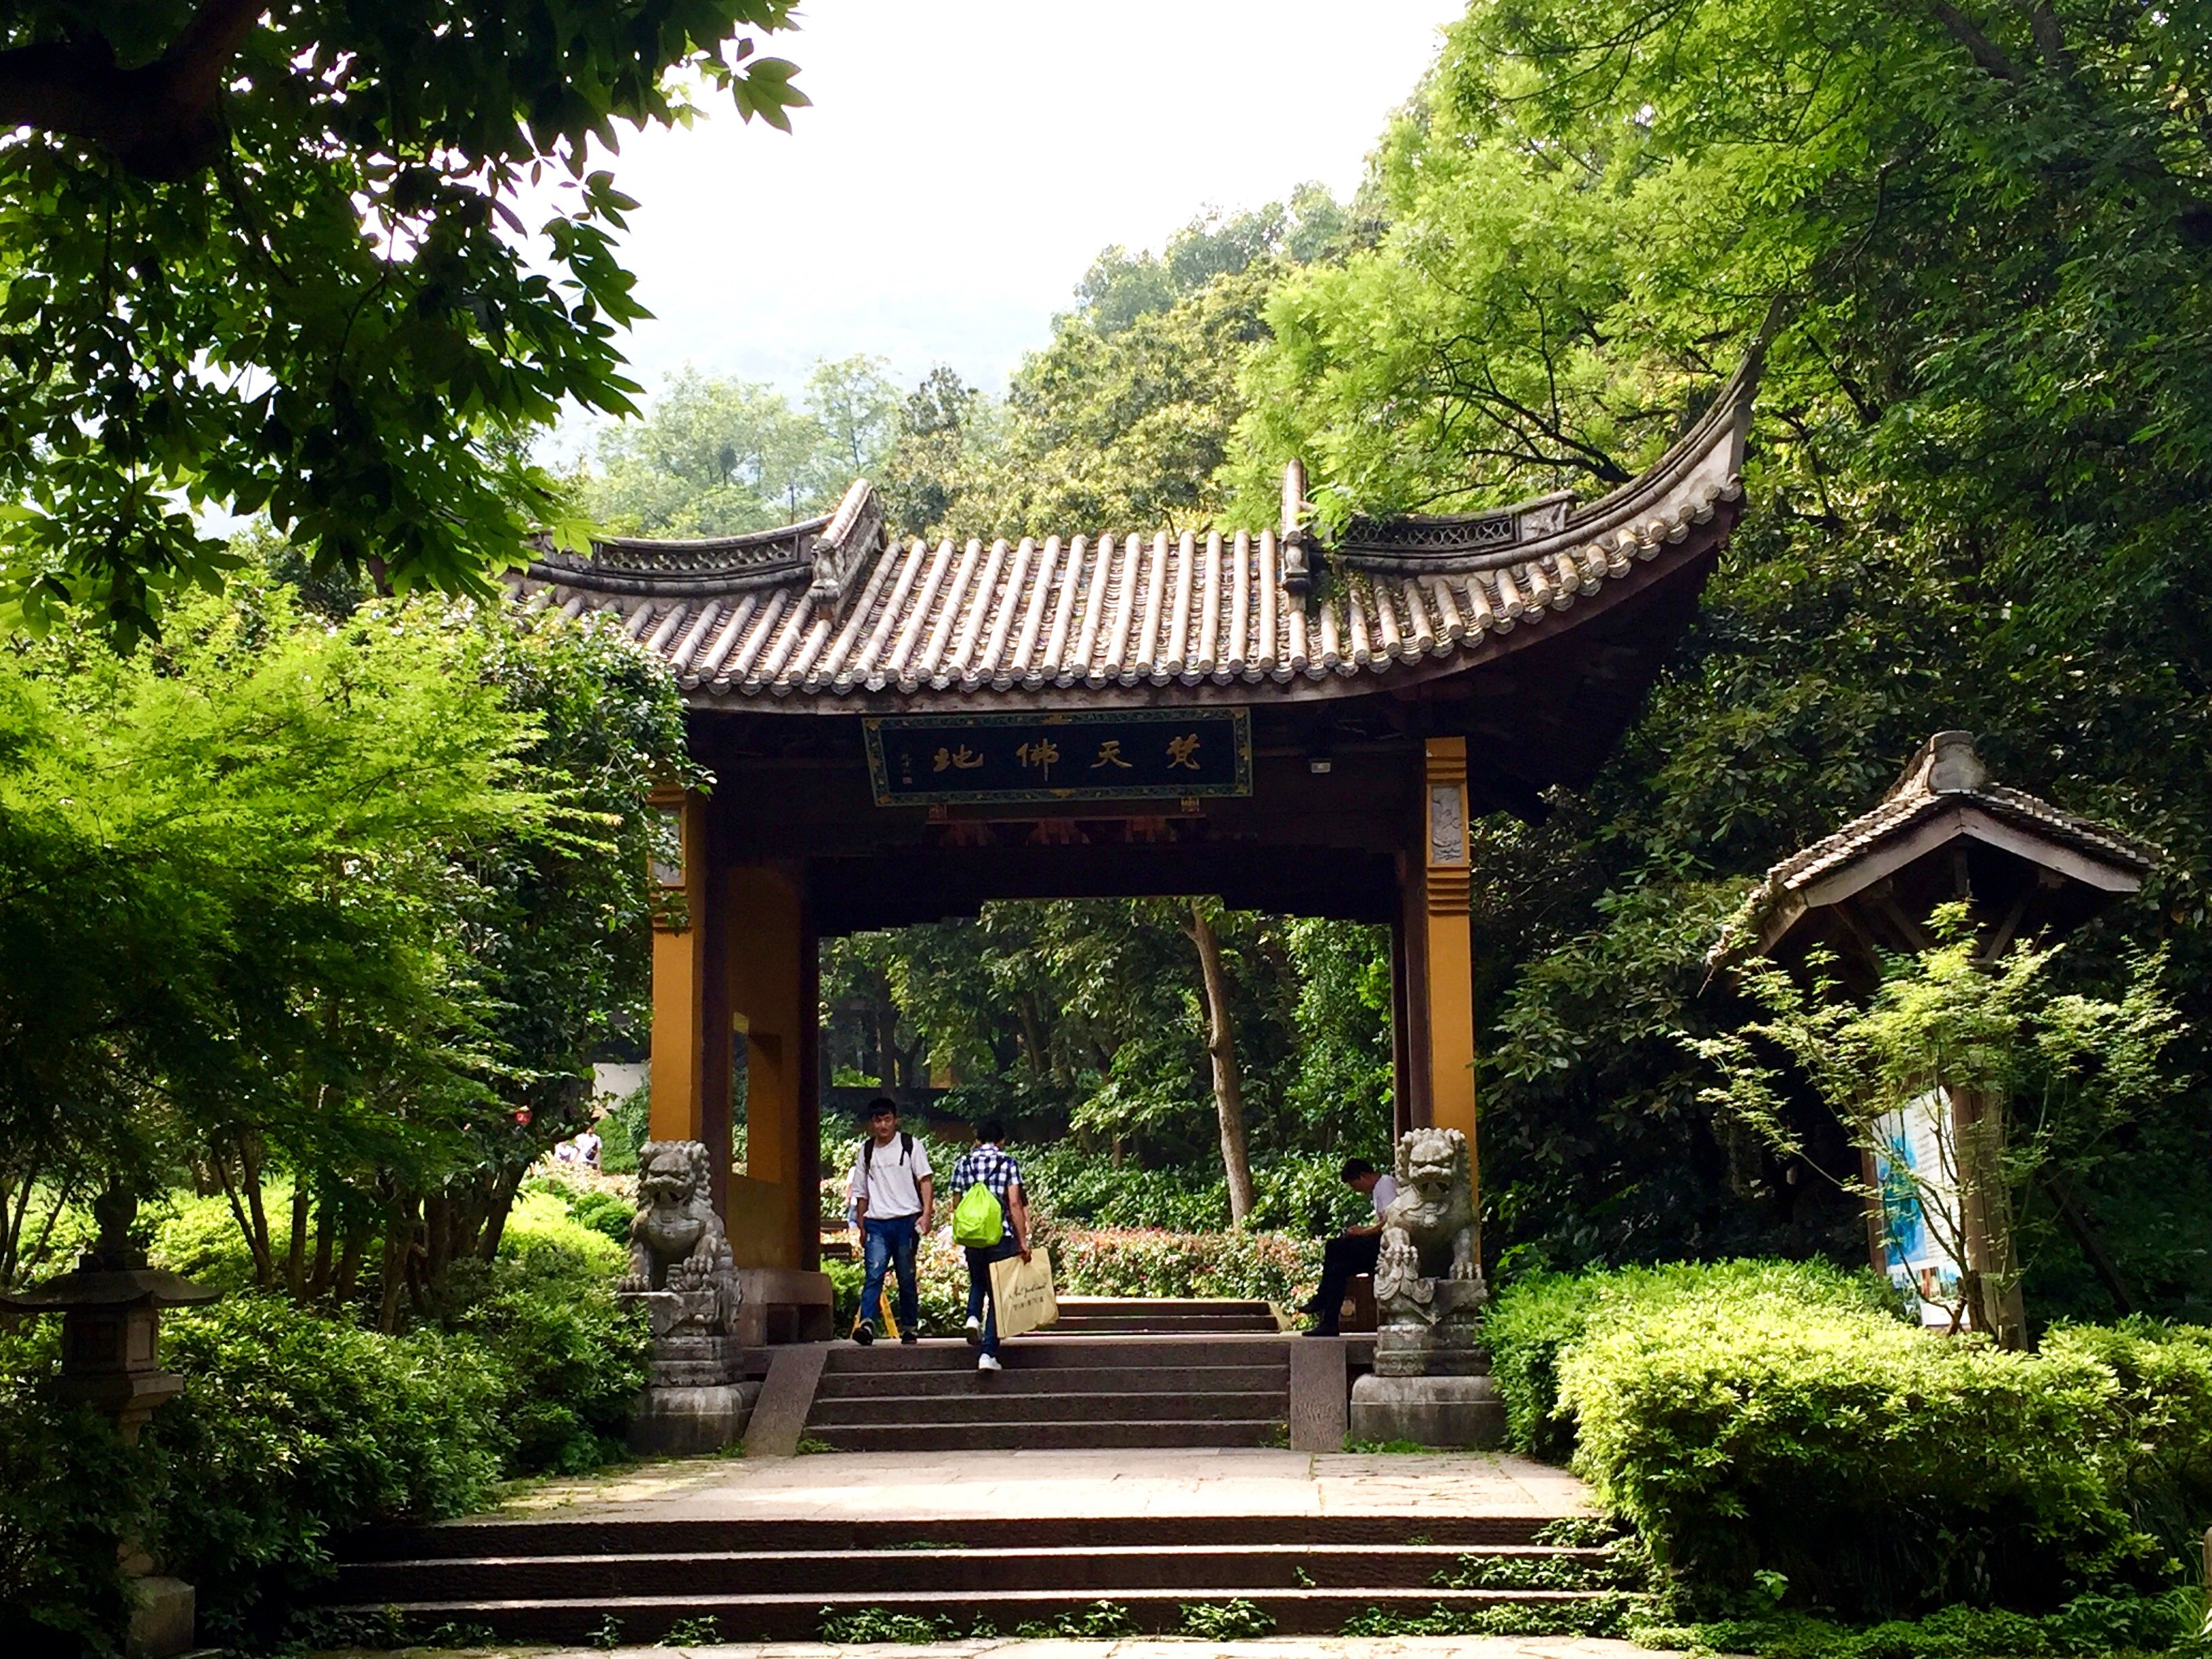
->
xmin=724 ymin=865 xmax=817 ymax=1270
xmin=1422 ymin=738 xmax=1479 ymax=1162
xmin=648 ymin=787 xmax=709 ymax=1145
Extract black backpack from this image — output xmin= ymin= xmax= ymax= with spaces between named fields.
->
xmin=861 ymin=1131 xmax=914 ymax=1174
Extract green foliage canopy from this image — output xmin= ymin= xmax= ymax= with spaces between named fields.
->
xmin=0 ymin=1 xmax=808 ymax=642
xmin=1212 ymin=0 xmax=2212 ymax=1305
xmin=584 ymin=355 xmax=899 ymax=537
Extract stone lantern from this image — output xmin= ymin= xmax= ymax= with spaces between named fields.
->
xmin=1 ymin=1189 xmax=219 ymax=1656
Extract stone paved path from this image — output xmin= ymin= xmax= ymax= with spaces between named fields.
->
xmin=481 ymin=1449 xmax=1592 ymax=1525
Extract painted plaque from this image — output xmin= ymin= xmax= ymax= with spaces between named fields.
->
xmin=1875 ymin=1089 xmax=1968 ymax=1328
xmin=865 ymin=709 xmax=1252 ymax=806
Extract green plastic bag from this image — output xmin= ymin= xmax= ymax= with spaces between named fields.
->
xmin=951 ymin=1181 xmax=1004 ymax=1247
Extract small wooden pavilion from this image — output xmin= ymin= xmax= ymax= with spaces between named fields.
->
xmin=1719 ymin=729 xmax=2158 ymax=1341
xmin=515 ymin=365 xmax=1759 ymax=1329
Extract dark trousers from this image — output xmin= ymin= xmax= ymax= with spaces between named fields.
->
xmin=1309 ymin=1231 xmax=1382 ymax=1333
xmin=965 ymin=1233 xmax=1023 ymax=1355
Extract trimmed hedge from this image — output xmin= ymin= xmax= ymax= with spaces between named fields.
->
xmin=1486 ymin=1259 xmax=1893 ymax=1463
xmin=1488 ymin=1261 xmax=2212 ymax=1622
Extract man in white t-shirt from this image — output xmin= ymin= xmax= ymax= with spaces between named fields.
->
xmin=572 ymin=1126 xmax=602 ymax=1169
xmin=1301 ymin=1156 xmax=1399 ymax=1336
xmin=848 ymin=1097 xmax=933 ymax=1345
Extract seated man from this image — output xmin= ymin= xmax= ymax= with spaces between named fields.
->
xmin=1300 ymin=1157 xmax=1397 ymax=1336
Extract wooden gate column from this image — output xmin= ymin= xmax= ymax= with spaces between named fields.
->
xmin=1419 ymin=739 xmax=1480 ymax=1213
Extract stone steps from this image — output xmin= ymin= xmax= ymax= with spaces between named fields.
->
xmin=345 ymin=1515 xmax=1551 ymax=1560
xmin=329 ymin=1517 xmax=1616 ymax=1644
xmin=342 ymin=1585 xmax=1599 ymax=1644
xmin=806 ymin=1329 xmax=1292 ymax=1452
xmin=813 ymin=1362 xmax=1287 ymax=1399
xmin=337 ymin=1541 xmax=1609 ymax=1601
xmin=1048 ymin=1298 xmax=1282 ymax=1336
xmin=803 ymin=1417 xmax=1290 ymax=1452
xmin=808 ymin=1389 xmax=1289 ymax=1425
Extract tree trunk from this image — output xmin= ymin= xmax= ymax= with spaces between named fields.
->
xmin=1185 ymin=899 xmax=1256 ymax=1225
xmin=307 ymin=1191 xmax=335 ymax=1300
xmin=1950 ymin=1086 xmax=2028 ymax=1349
xmin=285 ymin=1181 xmax=310 ymax=1300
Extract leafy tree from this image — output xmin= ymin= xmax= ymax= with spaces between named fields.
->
xmin=804 ymin=354 xmax=901 ymax=480
xmin=1222 ymin=0 xmax=2212 ymax=1312
xmin=586 ymin=366 xmax=828 ymax=536
xmin=951 ymin=266 xmax=1279 ymax=539
xmin=0 ymin=564 xmax=693 ymax=1326
xmin=0 ymin=578 xmax=556 ymax=1288
xmin=927 ymin=187 xmax=1355 ymax=543
xmin=1078 ymin=185 xmax=1352 ymax=335
xmin=0 ymin=1 xmax=806 ymax=642
xmin=876 ymin=365 xmax=991 ymax=539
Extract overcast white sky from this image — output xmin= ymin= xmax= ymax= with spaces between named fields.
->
xmin=556 ymin=1 xmax=1462 ymax=411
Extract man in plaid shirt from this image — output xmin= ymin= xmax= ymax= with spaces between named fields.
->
xmin=950 ymin=1119 xmax=1031 ymax=1372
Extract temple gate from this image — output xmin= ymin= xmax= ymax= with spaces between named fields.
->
xmin=516 ymin=365 xmax=1758 ymax=1335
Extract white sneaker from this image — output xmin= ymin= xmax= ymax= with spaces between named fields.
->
xmin=977 ymin=1353 xmax=1002 ymax=1372
xmin=964 ymin=1315 xmax=981 ymax=1346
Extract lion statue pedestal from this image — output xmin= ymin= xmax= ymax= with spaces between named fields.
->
xmin=1348 ymin=1127 xmax=1507 ymax=1449
xmin=617 ymin=1140 xmax=758 ymax=1456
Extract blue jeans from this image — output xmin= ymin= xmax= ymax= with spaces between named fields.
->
xmin=965 ymin=1234 xmax=1023 ymax=1355
xmin=861 ymin=1215 xmax=920 ymax=1332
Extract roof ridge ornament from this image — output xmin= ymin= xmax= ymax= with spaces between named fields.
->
xmin=808 ymin=478 xmax=885 ymax=618
xmin=1280 ymin=459 xmax=1319 ymax=596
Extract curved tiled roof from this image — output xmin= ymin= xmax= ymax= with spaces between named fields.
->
xmin=1713 ymin=732 xmax=2160 ymax=964
xmin=514 ymin=361 xmax=1756 ymax=710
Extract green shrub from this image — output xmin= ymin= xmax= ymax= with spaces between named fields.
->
xmin=150 ymin=1296 xmax=509 ymax=1643
xmin=1015 ymin=1144 xmax=1367 ymax=1235
xmin=1636 ymin=1585 xmax=2211 ymax=1657
xmin=828 ymin=1221 xmax=1319 ymax=1330
xmin=147 ymin=1189 xmax=271 ymax=1294
xmin=1549 ymin=1265 xmax=2197 ymax=1619
xmin=1180 ymin=1598 xmax=1275 ymax=1637
xmin=520 ymin=1174 xmax=636 ymax=1248
xmin=598 ymin=1082 xmax=649 ymax=1175
xmin=1487 ymin=1258 xmax=1889 ymax=1463
xmin=461 ymin=1223 xmax=647 ymax=1475
xmin=2043 ymin=1320 xmax=2212 ymax=1568
xmin=0 ymin=1326 xmax=145 ymax=1657
xmin=1484 ymin=1269 xmax=1605 ymax=1460
xmin=502 ymin=1184 xmax=628 ymax=1269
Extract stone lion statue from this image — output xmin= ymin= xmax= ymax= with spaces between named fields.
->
xmin=1374 ymin=1127 xmax=1481 ymax=1320
xmin=619 ymin=1139 xmax=741 ymax=1334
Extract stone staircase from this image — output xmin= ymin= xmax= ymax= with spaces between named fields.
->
xmin=1049 ymin=1295 xmax=1284 ymax=1334
xmin=805 ymin=1332 xmax=1293 ymax=1452
xmin=330 ymin=1513 xmax=1616 ymax=1644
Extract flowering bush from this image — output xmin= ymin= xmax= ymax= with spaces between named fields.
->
xmin=827 ymin=1223 xmax=1322 ymax=1331
xmin=1049 ymin=1226 xmax=1319 ymax=1305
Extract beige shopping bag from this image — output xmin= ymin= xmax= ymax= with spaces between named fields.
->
xmin=987 ymin=1246 xmax=1059 ymax=1339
